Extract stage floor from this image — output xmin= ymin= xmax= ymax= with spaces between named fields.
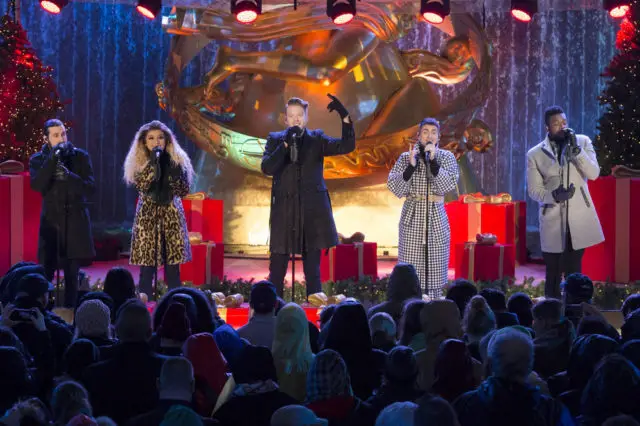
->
xmin=79 ymin=256 xmax=546 ymax=287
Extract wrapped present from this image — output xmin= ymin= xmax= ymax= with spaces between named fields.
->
xmin=582 ymin=177 xmax=640 ymax=282
xmin=0 ymin=172 xmax=42 ymax=275
xmin=454 ymin=242 xmax=515 ymax=282
xmin=179 ymin=242 xmax=224 ymax=285
xmin=445 ymin=201 xmax=482 ymax=268
xmin=320 ymin=242 xmax=378 ymax=282
xmin=212 ymin=292 xmax=226 ymax=307
xmin=327 ymin=294 xmax=346 ymax=305
xmin=224 ymin=294 xmax=244 ymax=308
xmin=182 ymin=193 xmax=224 ymax=243
xmin=308 ymin=292 xmax=328 ymax=307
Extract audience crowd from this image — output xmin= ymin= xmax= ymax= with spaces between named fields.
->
xmin=1 ymin=261 xmax=640 ymax=426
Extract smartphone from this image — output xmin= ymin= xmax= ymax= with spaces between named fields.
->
xmin=9 ymin=308 xmax=37 ymax=322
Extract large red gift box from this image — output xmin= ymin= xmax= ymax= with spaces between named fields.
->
xmin=454 ymin=242 xmax=516 ymax=282
xmin=0 ymin=172 xmax=41 ymax=275
xmin=446 ymin=200 xmax=527 ymax=268
xmin=181 ymin=194 xmax=223 ymax=243
xmin=582 ymin=177 xmax=640 ymax=282
xmin=320 ymin=242 xmax=378 ymax=282
xmin=179 ymin=242 xmax=225 ymax=285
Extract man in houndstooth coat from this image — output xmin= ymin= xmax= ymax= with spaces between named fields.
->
xmin=387 ymin=118 xmax=459 ymax=296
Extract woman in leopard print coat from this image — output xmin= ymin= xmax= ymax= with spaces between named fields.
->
xmin=124 ymin=121 xmax=195 ymax=297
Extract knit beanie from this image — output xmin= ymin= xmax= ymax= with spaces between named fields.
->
xmin=75 ymin=300 xmax=112 ymax=338
xmin=157 ymin=302 xmax=192 ymax=342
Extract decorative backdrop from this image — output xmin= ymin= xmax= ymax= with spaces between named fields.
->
xmin=0 ymin=0 xmax=619 ymax=237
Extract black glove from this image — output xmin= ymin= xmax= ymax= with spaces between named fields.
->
xmin=564 ymin=129 xmax=581 ymax=160
xmin=552 ymin=184 xmax=575 ymax=203
xmin=54 ymin=163 xmax=69 ymax=181
xmin=326 ymin=93 xmax=349 ymax=120
xmin=430 ymin=159 xmax=440 ymax=177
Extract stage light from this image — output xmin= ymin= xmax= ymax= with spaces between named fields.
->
xmin=420 ymin=0 xmax=450 ymax=24
xmin=136 ymin=0 xmax=161 ymax=19
xmin=511 ymin=0 xmax=537 ymax=22
xmin=327 ymin=0 xmax=356 ymax=25
xmin=40 ymin=0 xmax=68 ymax=14
xmin=231 ymin=0 xmax=261 ymax=24
xmin=604 ymin=0 xmax=629 ymax=18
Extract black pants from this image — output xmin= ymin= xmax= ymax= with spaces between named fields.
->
xmin=269 ymin=249 xmax=321 ymax=297
xmin=43 ymin=257 xmax=80 ymax=308
xmin=139 ymin=264 xmax=181 ymax=300
xmin=542 ymin=230 xmax=584 ymax=299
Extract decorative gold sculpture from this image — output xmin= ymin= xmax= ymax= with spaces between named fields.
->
xmin=158 ymin=1 xmax=493 ymax=184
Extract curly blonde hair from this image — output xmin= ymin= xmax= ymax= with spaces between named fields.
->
xmin=123 ymin=120 xmax=195 ymax=187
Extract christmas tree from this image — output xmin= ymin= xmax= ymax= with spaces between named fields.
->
xmin=596 ymin=0 xmax=640 ymax=175
xmin=0 ymin=10 xmax=67 ymax=164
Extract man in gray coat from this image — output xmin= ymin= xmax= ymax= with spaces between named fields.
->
xmin=526 ymin=106 xmax=604 ymax=298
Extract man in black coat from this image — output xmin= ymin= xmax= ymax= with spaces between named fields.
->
xmin=29 ymin=119 xmax=95 ymax=308
xmin=261 ymin=94 xmax=355 ymax=296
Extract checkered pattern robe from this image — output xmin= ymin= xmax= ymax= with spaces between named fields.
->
xmin=387 ymin=147 xmax=459 ymax=296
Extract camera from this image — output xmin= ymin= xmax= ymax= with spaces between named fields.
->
xmin=9 ymin=308 xmax=37 ymax=322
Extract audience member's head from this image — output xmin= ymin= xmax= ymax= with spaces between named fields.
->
xmin=413 ymin=395 xmax=460 ymax=426
xmin=622 ymin=294 xmax=640 ymax=318
xmin=0 ymin=398 xmax=50 ymax=426
xmin=421 ymin=300 xmax=462 ymax=345
xmin=213 ymin=324 xmax=247 ymax=370
xmin=271 ymin=405 xmax=328 ymax=426
xmin=273 ymin=303 xmax=314 ymax=374
xmin=14 ymin=273 xmax=54 ymax=309
xmin=387 ymin=263 xmax=421 ymax=303
xmin=63 ymin=339 xmax=100 ymax=382
xmin=157 ymin=302 xmax=192 ymax=344
xmin=250 ymin=281 xmax=278 ymax=315
xmin=75 ymin=299 xmax=112 ymax=340
xmin=563 ymin=273 xmax=594 ymax=304
xmin=115 ymin=299 xmax=152 ymax=343
xmin=620 ymin=340 xmax=640 ymax=370
xmin=463 ymin=295 xmax=496 ymax=342
xmin=157 ymin=356 xmax=195 ymax=400
xmin=567 ymin=334 xmax=619 ymax=390
xmin=581 ymin=354 xmax=640 ymax=424
xmin=323 ymin=301 xmax=372 ymax=357
xmin=384 ymin=346 xmax=417 ymax=385
xmin=319 ymin=305 xmax=336 ymax=330
xmin=153 ymin=288 xmax=215 ymax=334
xmin=398 ymin=300 xmax=426 ymax=346
xmin=577 ymin=315 xmax=620 ymax=340
xmin=232 ymin=345 xmax=278 ymax=385
xmin=622 ymin=308 xmax=640 ymax=343
xmin=103 ymin=267 xmax=136 ymax=320
xmin=369 ymin=312 xmax=397 ymax=351
xmin=479 ymin=288 xmax=507 ymax=312
xmin=532 ymin=298 xmax=563 ymax=336
xmin=432 ymin=339 xmax=477 ymax=402
xmin=445 ymin=279 xmax=478 ymax=319
xmin=50 ymin=381 xmax=92 ymax=425
xmin=376 ymin=402 xmax=418 ymax=426
xmin=507 ymin=292 xmax=534 ymax=328
xmin=603 ymin=415 xmax=640 ymax=426
xmin=488 ymin=328 xmax=533 ymax=383
xmin=0 ymin=346 xmax=33 ymax=412
xmin=306 ymin=349 xmax=352 ymax=403
xmin=0 ymin=263 xmax=46 ymax=305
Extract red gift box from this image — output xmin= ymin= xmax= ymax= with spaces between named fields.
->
xmin=445 ymin=201 xmax=482 ymax=268
xmin=0 ymin=172 xmax=42 ymax=275
xmin=454 ymin=242 xmax=516 ymax=282
xmin=582 ymin=177 xmax=640 ymax=282
xmin=179 ymin=242 xmax=225 ymax=285
xmin=216 ymin=305 xmax=321 ymax=329
xmin=182 ymin=195 xmax=223 ymax=243
xmin=320 ymin=242 xmax=378 ymax=282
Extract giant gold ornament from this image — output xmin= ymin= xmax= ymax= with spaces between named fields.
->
xmin=159 ymin=1 xmax=493 ymax=185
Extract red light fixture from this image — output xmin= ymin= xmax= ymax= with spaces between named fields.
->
xmin=40 ymin=0 xmax=68 ymax=14
xmin=136 ymin=0 xmax=161 ymax=19
xmin=327 ymin=0 xmax=356 ymax=25
xmin=511 ymin=0 xmax=537 ymax=22
xmin=604 ymin=0 xmax=629 ymax=18
xmin=232 ymin=0 xmax=261 ymax=24
xmin=420 ymin=0 xmax=450 ymax=24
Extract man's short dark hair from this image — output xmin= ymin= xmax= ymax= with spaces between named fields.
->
xmin=532 ymin=298 xmax=563 ymax=323
xmin=418 ymin=117 xmax=440 ymax=132
xmin=544 ymin=106 xmax=565 ymax=126
xmin=44 ymin=119 xmax=64 ymax=136
xmin=479 ymin=288 xmax=507 ymax=312
xmin=249 ymin=281 xmax=277 ymax=315
xmin=285 ymin=97 xmax=309 ymax=111
xmin=446 ymin=279 xmax=478 ymax=318
xmin=564 ymin=273 xmax=594 ymax=304
xmin=622 ymin=294 xmax=640 ymax=318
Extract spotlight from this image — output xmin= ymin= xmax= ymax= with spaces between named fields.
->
xmin=232 ymin=0 xmax=261 ymax=24
xmin=40 ymin=0 xmax=68 ymax=14
xmin=604 ymin=0 xmax=629 ymax=18
xmin=511 ymin=0 xmax=537 ymax=22
xmin=136 ymin=0 xmax=161 ymax=19
xmin=420 ymin=0 xmax=450 ymax=24
xmin=327 ymin=0 xmax=356 ymax=25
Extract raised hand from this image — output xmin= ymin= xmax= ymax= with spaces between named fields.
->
xmin=326 ymin=93 xmax=349 ymax=120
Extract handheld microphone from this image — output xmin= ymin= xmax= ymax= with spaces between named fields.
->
xmin=152 ymin=146 xmax=163 ymax=160
xmin=288 ymin=126 xmax=303 ymax=164
xmin=418 ymin=144 xmax=426 ymax=164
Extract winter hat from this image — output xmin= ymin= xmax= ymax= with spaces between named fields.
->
xmin=157 ymin=302 xmax=192 ymax=342
xmin=385 ymin=345 xmax=418 ymax=381
xmin=250 ymin=281 xmax=278 ymax=313
xmin=271 ymin=405 xmax=328 ymax=426
xmin=63 ymin=339 xmax=100 ymax=381
xmin=369 ymin=312 xmax=397 ymax=338
xmin=233 ymin=345 xmax=278 ymax=384
xmin=75 ymin=300 xmax=111 ymax=338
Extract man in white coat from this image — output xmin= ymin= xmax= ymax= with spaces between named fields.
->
xmin=526 ymin=106 xmax=604 ymax=299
